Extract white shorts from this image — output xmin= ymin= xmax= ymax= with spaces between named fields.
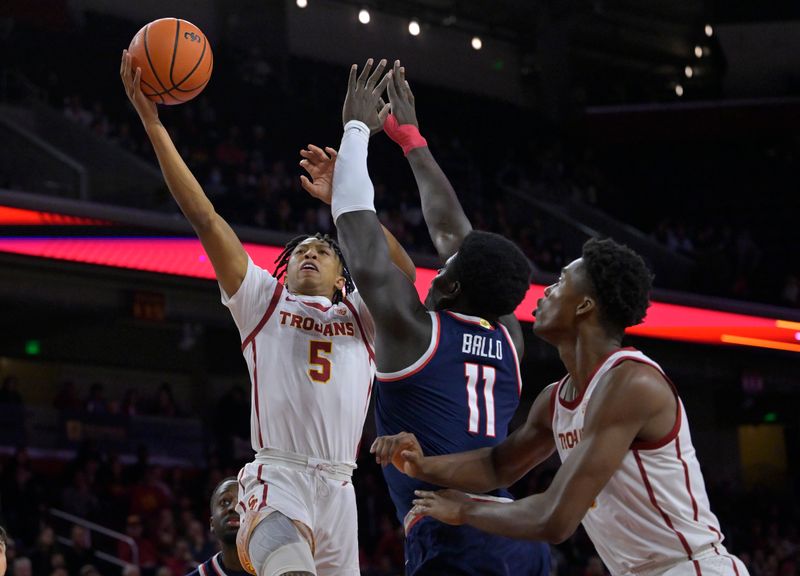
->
xmin=237 ymin=454 xmax=360 ymax=576
xmin=656 ymin=548 xmax=750 ymax=576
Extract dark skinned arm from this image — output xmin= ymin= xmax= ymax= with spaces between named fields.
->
xmin=370 ymin=383 xmax=557 ymax=492
xmin=387 ymin=62 xmax=525 ymax=356
xmin=333 ymin=60 xmax=431 ymax=371
xmin=412 ymin=363 xmax=677 ymax=543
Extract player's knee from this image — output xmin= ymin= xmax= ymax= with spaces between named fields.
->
xmin=247 ymin=512 xmax=316 ymax=576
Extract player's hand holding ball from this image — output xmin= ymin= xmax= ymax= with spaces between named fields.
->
xmin=370 ymin=432 xmax=426 ymax=478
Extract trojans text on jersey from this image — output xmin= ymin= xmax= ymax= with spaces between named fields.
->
xmin=278 ymin=311 xmax=355 ymax=337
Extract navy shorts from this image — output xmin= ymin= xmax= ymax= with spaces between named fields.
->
xmin=405 ymin=518 xmax=550 ymax=576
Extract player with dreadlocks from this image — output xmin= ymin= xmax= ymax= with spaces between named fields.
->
xmin=121 ymin=54 xmax=414 ymax=576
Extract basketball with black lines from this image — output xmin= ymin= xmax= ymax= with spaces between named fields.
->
xmin=127 ymin=18 xmax=213 ymax=105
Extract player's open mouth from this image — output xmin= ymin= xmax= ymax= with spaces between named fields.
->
xmin=225 ymin=517 xmax=240 ymax=527
xmin=300 ymin=263 xmax=319 ymax=272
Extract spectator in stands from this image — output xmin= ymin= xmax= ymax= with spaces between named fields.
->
xmin=63 ymin=525 xmax=93 ymax=575
xmin=130 ymin=467 xmax=172 ymax=520
xmin=117 ymin=515 xmax=158 ymax=571
xmin=10 ymin=557 xmax=30 ymax=576
xmin=153 ymin=383 xmax=178 ymax=417
xmin=84 ymin=383 xmax=107 ymax=414
xmin=61 ymin=470 xmax=98 ymax=519
xmin=28 ymin=525 xmax=61 ymax=575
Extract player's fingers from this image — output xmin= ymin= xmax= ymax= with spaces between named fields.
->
xmin=307 ymin=144 xmax=327 ymax=160
xmin=405 ymin=80 xmax=415 ymax=105
xmin=347 ymin=64 xmax=358 ymax=94
xmin=357 ymin=58 xmax=374 ymax=87
xmin=373 ymin=72 xmax=392 ymax=101
xmin=385 ymin=71 xmax=398 ymax=103
xmin=324 ymin=147 xmax=338 ymax=159
xmin=366 ymin=58 xmax=387 ymax=91
xmin=299 ymin=148 xmax=313 ymax=159
xmin=133 ymin=67 xmax=142 ymax=92
xmin=120 ymin=50 xmax=126 ymax=78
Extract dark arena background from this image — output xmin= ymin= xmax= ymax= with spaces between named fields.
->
xmin=0 ymin=1 xmax=799 ymax=575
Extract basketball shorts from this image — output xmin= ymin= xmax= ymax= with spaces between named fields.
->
xmin=236 ymin=449 xmax=360 ymax=576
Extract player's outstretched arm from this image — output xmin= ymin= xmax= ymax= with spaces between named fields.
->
xmin=372 ymin=383 xmax=557 ymax=492
xmin=385 ymin=61 xmax=525 ymax=356
xmin=120 ymin=50 xmax=247 ymax=297
xmin=412 ymin=365 xmax=670 ymax=543
xmin=332 ymin=60 xmax=431 ymax=370
xmin=385 ymin=61 xmax=471 ymax=262
xmin=298 ymin=144 xmax=416 ymax=282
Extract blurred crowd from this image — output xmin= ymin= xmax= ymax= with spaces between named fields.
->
xmin=1 ymin=436 xmax=798 ymax=576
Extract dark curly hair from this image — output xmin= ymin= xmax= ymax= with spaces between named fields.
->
xmin=451 ymin=230 xmax=532 ymax=317
xmin=273 ymin=233 xmax=354 ymax=303
xmin=581 ymin=237 xmax=653 ymax=336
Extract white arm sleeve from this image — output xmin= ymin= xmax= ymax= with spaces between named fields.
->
xmin=331 ymin=120 xmax=375 ymax=224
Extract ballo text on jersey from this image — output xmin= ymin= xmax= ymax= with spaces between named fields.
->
xmin=461 ymin=334 xmax=503 ymax=360
xmin=278 ymin=311 xmax=355 ymax=337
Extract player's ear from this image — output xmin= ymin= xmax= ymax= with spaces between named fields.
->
xmin=334 ymin=275 xmax=346 ymax=292
xmin=576 ymin=296 xmax=595 ymax=318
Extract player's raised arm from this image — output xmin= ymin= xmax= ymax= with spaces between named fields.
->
xmin=372 ymin=383 xmax=557 ymax=493
xmin=384 ymin=61 xmax=471 ymax=262
xmin=298 ymin=144 xmax=416 ymax=281
xmin=331 ymin=60 xmax=431 ymax=370
xmin=412 ymin=364 xmax=668 ymax=543
xmin=384 ymin=62 xmax=526 ymax=356
xmin=120 ymin=50 xmax=247 ymax=297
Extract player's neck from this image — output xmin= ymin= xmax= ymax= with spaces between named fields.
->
xmin=220 ymin=546 xmax=244 ymax=572
xmin=448 ymin=304 xmax=497 ymax=323
xmin=559 ymin=330 xmax=621 ymax=393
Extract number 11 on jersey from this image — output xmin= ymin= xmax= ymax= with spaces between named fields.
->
xmin=465 ymin=363 xmax=496 ymax=437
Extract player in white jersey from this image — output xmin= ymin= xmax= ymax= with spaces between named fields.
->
xmin=121 ymin=53 xmax=414 ymax=576
xmin=375 ymin=237 xmax=749 ymax=575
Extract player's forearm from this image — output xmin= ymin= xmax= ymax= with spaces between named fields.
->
xmin=144 ymin=121 xmax=216 ymax=231
xmin=406 ymin=147 xmax=471 ymax=259
xmin=418 ymin=448 xmax=502 ymax=493
xmin=462 ymin=494 xmax=567 ymax=543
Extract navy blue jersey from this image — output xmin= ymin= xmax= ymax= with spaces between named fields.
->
xmin=375 ymin=311 xmax=549 ymax=576
xmin=186 ymin=552 xmax=250 ymax=576
xmin=376 ymin=311 xmax=523 ymax=522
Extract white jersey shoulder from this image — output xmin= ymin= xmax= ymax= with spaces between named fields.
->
xmin=221 ymin=256 xmax=375 ymax=465
xmin=552 ymin=348 xmax=726 ymax=575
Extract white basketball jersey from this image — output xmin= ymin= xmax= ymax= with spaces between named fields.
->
xmin=552 ymin=348 xmax=725 ymax=576
xmin=222 ymin=257 xmax=375 ymax=465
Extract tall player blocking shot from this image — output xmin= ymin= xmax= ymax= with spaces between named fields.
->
xmin=329 ymin=59 xmax=549 ymax=575
xmin=121 ymin=53 xmax=414 ymax=576
xmin=379 ymin=238 xmax=750 ymax=576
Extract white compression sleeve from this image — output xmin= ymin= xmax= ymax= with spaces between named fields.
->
xmin=331 ymin=120 xmax=375 ymax=224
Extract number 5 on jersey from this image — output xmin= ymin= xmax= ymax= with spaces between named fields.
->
xmin=465 ymin=363 xmax=496 ymax=437
xmin=309 ymin=341 xmax=332 ymax=383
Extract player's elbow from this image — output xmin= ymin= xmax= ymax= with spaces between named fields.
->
xmin=539 ymin=513 xmax=576 ymax=544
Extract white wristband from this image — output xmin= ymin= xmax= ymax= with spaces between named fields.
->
xmin=332 ymin=120 xmax=376 ymax=224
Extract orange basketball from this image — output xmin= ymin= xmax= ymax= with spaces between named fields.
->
xmin=128 ymin=18 xmax=213 ymax=105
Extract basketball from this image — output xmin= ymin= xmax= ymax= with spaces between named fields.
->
xmin=127 ymin=17 xmax=213 ymax=105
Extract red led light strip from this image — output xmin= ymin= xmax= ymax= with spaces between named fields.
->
xmin=0 ymin=206 xmax=110 ymax=226
xmin=0 ymin=236 xmax=796 ymax=353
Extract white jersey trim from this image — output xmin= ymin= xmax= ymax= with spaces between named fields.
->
xmin=376 ymin=312 xmax=439 ymax=381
